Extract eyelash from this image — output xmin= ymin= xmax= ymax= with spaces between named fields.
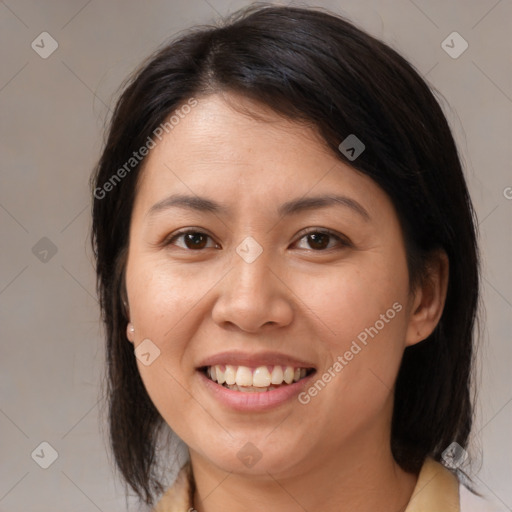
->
xmin=162 ymin=228 xmax=352 ymax=252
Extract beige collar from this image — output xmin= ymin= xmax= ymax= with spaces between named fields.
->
xmin=153 ymin=457 xmax=460 ymax=512
xmin=404 ymin=457 xmax=460 ymax=511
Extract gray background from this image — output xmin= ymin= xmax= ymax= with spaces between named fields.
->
xmin=1 ymin=0 xmax=511 ymax=511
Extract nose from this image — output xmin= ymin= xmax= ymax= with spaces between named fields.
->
xmin=211 ymin=246 xmax=294 ymax=333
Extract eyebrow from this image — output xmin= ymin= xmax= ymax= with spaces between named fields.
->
xmin=146 ymin=193 xmax=371 ymax=221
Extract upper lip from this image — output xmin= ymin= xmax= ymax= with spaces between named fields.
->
xmin=197 ymin=351 xmax=316 ymax=369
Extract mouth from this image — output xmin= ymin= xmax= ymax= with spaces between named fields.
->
xmin=199 ymin=364 xmax=316 ymax=393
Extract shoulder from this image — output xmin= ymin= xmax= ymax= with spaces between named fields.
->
xmin=459 ymin=482 xmax=508 ymax=512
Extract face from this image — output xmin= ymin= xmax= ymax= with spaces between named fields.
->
xmin=124 ymin=92 xmax=420 ymax=478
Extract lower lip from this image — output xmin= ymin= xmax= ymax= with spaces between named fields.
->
xmin=198 ymin=370 xmax=316 ymax=412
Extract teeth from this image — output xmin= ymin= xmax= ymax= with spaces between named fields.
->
xmin=227 ymin=384 xmax=276 ymax=393
xmin=206 ymin=364 xmax=311 ymax=389
xmin=216 ymin=366 xmax=226 ymax=384
xmin=270 ymin=365 xmax=284 ymax=384
xmin=253 ymin=366 xmax=271 ymax=387
xmin=224 ymin=365 xmax=236 ymax=385
xmin=235 ymin=366 xmax=253 ymax=387
xmin=283 ymin=366 xmax=295 ymax=384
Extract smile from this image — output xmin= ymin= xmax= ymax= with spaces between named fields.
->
xmin=202 ymin=364 xmax=315 ymax=392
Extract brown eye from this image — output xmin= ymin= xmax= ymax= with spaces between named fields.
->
xmin=294 ymin=229 xmax=351 ymax=251
xmin=165 ymin=230 xmax=218 ymax=250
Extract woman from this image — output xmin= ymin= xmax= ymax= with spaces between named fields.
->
xmin=90 ymin=5 xmax=502 ymax=511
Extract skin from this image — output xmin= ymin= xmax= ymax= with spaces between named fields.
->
xmin=124 ymin=92 xmax=449 ymax=512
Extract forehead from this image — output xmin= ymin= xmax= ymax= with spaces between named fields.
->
xmin=143 ymin=93 xmax=332 ymax=177
xmin=132 ymin=93 xmax=390 ymax=221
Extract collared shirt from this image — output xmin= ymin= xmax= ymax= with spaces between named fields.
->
xmin=152 ymin=457 xmax=502 ymax=511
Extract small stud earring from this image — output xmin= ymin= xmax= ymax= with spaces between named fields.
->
xmin=127 ymin=322 xmax=135 ymax=342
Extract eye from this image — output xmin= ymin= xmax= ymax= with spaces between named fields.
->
xmin=164 ymin=229 xmax=219 ymax=250
xmin=293 ymin=228 xmax=351 ymax=251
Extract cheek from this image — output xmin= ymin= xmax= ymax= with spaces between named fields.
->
xmin=127 ymin=257 xmax=206 ymax=346
xmin=292 ymin=255 xmax=409 ymax=417
xmin=125 ymin=258 xmax=202 ymax=409
xmin=293 ymin=254 xmax=409 ymax=347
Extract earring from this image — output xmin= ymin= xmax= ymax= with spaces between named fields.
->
xmin=127 ymin=322 xmax=135 ymax=342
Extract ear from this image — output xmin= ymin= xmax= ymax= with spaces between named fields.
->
xmin=405 ymin=249 xmax=449 ymax=347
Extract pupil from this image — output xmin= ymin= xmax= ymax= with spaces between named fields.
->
xmin=186 ymin=233 xmax=206 ymax=249
xmin=309 ymin=233 xmax=328 ymax=249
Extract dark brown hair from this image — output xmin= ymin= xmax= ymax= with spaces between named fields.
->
xmin=90 ymin=4 xmax=480 ymax=506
